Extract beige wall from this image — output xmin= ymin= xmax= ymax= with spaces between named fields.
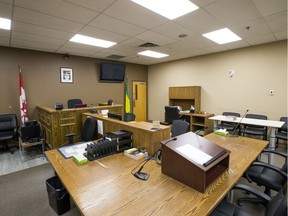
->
xmin=148 ymin=40 xmax=287 ymax=121
xmin=0 ymin=47 xmax=147 ymax=120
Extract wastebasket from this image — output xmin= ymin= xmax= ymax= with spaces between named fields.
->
xmin=46 ymin=175 xmax=70 ymax=215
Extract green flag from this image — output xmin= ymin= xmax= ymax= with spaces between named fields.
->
xmin=125 ymin=74 xmax=131 ymax=113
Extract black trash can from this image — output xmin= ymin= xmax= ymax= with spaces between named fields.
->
xmin=46 ymin=175 xmax=70 ymax=215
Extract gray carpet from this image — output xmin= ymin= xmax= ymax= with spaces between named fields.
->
xmin=0 ymin=163 xmax=80 ymax=216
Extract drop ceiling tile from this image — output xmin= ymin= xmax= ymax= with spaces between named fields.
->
xmin=13 ymin=7 xmax=83 ymax=33
xmin=175 ymin=9 xmax=223 ymax=34
xmin=13 ymin=21 xmax=74 ymax=40
xmin=152 ymin=21 xmax=197 ymax=40
xmin=252 ymin=0 xmax=287 ymax=16
xmin=0 ymin=36 xmax=10 ymax=46
xmin=89 ymin=14 xmax=146 ymax=37
xmin=57 ymin=45 xmax=96 ymax=57
xmin=104 ymin=0 xmax=168 ymax=29
xmin=274 ymin=31 xmax=287 ymax=40
xmin=205 ymin=0 xmax=261 ymax=26
xmin=64 ymin=41 xmax=105 ymax=52
xmin=15 ymin=0 xmax=99 ymax=24
xmin=11 ymin=39 xmax=60 ymax=52
xmin=79 ymin=25 xmax=129 ymax=43
xmin=64 ymin=0 xmax=116 ymax=12
xmin=0 ymin=0 xmax=13 ymax=4
xmin=264 ymin=12 xmax=287 ymax=32
xmin=0 ymin=2 xmax=12 ymax=18
xmin=244 ymin=34 xmax=277 ymax=45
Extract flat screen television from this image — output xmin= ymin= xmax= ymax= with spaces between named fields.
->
xmin=100 ymin=62 xmax=125 ymax=83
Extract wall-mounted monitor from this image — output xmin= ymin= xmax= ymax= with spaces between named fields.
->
xmin=100 ymin=62 xmax=125 ymax=83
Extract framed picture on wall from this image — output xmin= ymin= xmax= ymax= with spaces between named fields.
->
xmin=60 ymin=67 xmax=73 ymax=83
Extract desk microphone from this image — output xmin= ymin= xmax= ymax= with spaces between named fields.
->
xmin=230 ymin=109 xmax=249 ymax=138
xmin=132 ymin=137 xmax=177 ymax=181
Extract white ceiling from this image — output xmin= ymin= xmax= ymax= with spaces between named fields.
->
xmin=0 ymin=0 xmax=287 ymax=65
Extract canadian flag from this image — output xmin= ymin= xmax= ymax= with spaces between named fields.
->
xmin=19 ymin=67 xmax=28 ymax=124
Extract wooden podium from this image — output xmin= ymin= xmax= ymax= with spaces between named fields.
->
xmin=161 ymin=132 xmax=230 ymax=193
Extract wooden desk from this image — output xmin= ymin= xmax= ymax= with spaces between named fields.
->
xmin=210 ymin=115 xmax=285 ymax=149
xmin=180 ymin=112 xmax=214 ymax=135
xmin=83 ymin=113 xmax=170 ymax=156
xmin=37 ymin=105 xmax=123 ymax=149
xmin=45 ymin=133 xmax=268 ymax=216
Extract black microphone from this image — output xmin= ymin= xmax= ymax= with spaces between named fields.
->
xmin=230 ymin=109 xmax=249 ymax=137
xmin=132 ymin=137 xmax=177 ymax=181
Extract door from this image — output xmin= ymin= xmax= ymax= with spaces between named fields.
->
xmin=132 ymin=81 xmax=147 ymax=121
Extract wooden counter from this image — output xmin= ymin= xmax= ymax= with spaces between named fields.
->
xmin=37 ymin=105 xmax=123 ymax=148
xmin=83 ymin=113 xmax=170 ymax=156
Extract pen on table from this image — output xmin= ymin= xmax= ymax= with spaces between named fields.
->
xmin=96 ymin=160 xmax=108 ymax=170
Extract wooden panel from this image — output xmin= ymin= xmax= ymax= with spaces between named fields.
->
xmin=169 ymin=86 xmax=201 ymax=113
xmin=37 ymin=105 xmax=123 ymax=148
xmin=83 ymin=113 xmax=170 ymax=156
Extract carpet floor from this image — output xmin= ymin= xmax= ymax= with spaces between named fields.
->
xmin=0 ymin=163 xmax=80 ymax=216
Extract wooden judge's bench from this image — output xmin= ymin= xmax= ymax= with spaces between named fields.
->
xmin=37 ymin=105 xmax=123 ymax=149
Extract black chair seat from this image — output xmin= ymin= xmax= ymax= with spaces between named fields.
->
xmin=241 ymin=127 xmax=267 ymax=136
xmin=211 ymin=199 xmax=253 ymax=216
xmin=275 ymin=132 xmax=287 ymax=140
xmin=245 ymin=166 xmax=285 ymax=192
xmin=241 ymin=114 xmax=268 ymax=140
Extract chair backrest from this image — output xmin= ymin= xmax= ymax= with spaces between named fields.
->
xmin=245 ymin=114 xmax=268 ymax=128
xmin=266 ymin=183 xmax=287 ymax=216
xmin=171 ymin=120 xmax=190 ymax=137
xmin=222 ymin=112 xmax=240 ymax=117
xmin=165 ymin=106 xmax=180 ymax=124
xmin=81 ymin=117 xmax=97 ymax=142
xmin=279 ymin=117 xmax=288 ymax=132
xmin=67 ymin=99 xmax=83 ymax=108
xmin=0 ymin=114 xmax=18 ymax=135
xmin=124 ymin=113 xmax=136 ymax=122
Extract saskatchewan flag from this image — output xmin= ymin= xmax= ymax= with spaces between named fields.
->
xmin=125 ymin=74 xmax=131 ymax=113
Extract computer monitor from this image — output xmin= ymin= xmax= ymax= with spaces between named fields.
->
xmin=108 ymin=112 xmax=122 ymax=121
xmin=165 ymin=106 xmax=180 ymax=124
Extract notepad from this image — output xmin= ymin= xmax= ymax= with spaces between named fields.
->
xmin=175 ymin=144 xmax=212 ymax=165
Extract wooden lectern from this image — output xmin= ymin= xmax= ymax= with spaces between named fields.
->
xmin=161 ymin=132 xmax=230 ymax=193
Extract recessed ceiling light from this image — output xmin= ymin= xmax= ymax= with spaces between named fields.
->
xmin=202 ymin=28 xmax=241 ymax=44
xmin=131 ymin=0 xmax=199 ymax=20
xmin=138 ymin=50 xmax=169 ymax=58
xmin=69 ymin=34 xmax=116 ymax=48
xmin=0 ymin=17 xmax=11 ymax=30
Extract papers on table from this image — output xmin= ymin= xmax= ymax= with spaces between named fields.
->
xmin=175 ymin=144 xmax=212 ymax=165
xmin=58 ymin=142 xmax=93 ymax=159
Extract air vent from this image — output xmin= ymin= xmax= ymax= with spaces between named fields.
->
xmin=105 ymin=55 xmax=125 ymax=60
xmin=139 ymin=42 xmax=159 ymax=48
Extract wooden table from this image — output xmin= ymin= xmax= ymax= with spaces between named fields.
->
xmin=210 ymin=115 xmax=285 ymax=149
xmin=82 ymin=113 xmax=171 ymax=156
xmin=45 ymin=133 xmax=268 ymax=216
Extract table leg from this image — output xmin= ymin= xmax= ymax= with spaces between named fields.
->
xmin=213 ymin=120 xmax=219 ymax=131
xmin=269 ymin=127 xmax=276 ymax=150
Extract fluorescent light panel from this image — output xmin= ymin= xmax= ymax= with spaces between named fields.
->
xmin=131 ymin=0 xmax=198 ymax=20
xmin=70 ymin=34 xmax=116 ymax=48
xmin=202 ymin=28 xmax=241 ymax=44
xmin=0 ymin=17 xmax=11 ymax=30
xmin=138 ymin=50 xmax=169 ymax=58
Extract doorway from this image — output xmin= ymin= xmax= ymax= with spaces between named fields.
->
xmin=132 ymin=81 xmax=147 ymax=121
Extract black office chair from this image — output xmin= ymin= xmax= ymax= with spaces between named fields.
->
xmin=67 ymin=99 xmax=83 ymax=108
xmin=218 ymin=112 xmax=241 ymax=135
xmin=171 ymin=120 xmax=190 ymax=137
xmin=241 ymin=114 xmax=268 ymax=140
xmin=239 ymin=149 xmax=287 ymax=203
xmin=164 ymin=106 xmax=181 ymax=124
xmin=0 ymin=114 xmax=19 ymax=154
xmin=65 ymin=117 xmax=97 ymax=144
xmin=276 ymin=117 xmax=287 ymax=144
xmin=210 ymin=183 xmax=287 ymax=216
xmin=124 ymin=113 xmax=136 ymax=122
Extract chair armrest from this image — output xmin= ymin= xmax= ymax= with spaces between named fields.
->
xmin=261 ymin=149 xmax=287 ymax=159
xmin=247 ymin=161 xmax=288 ymax=180
xmin=232 ymin=183 xmax=271 ymax=205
